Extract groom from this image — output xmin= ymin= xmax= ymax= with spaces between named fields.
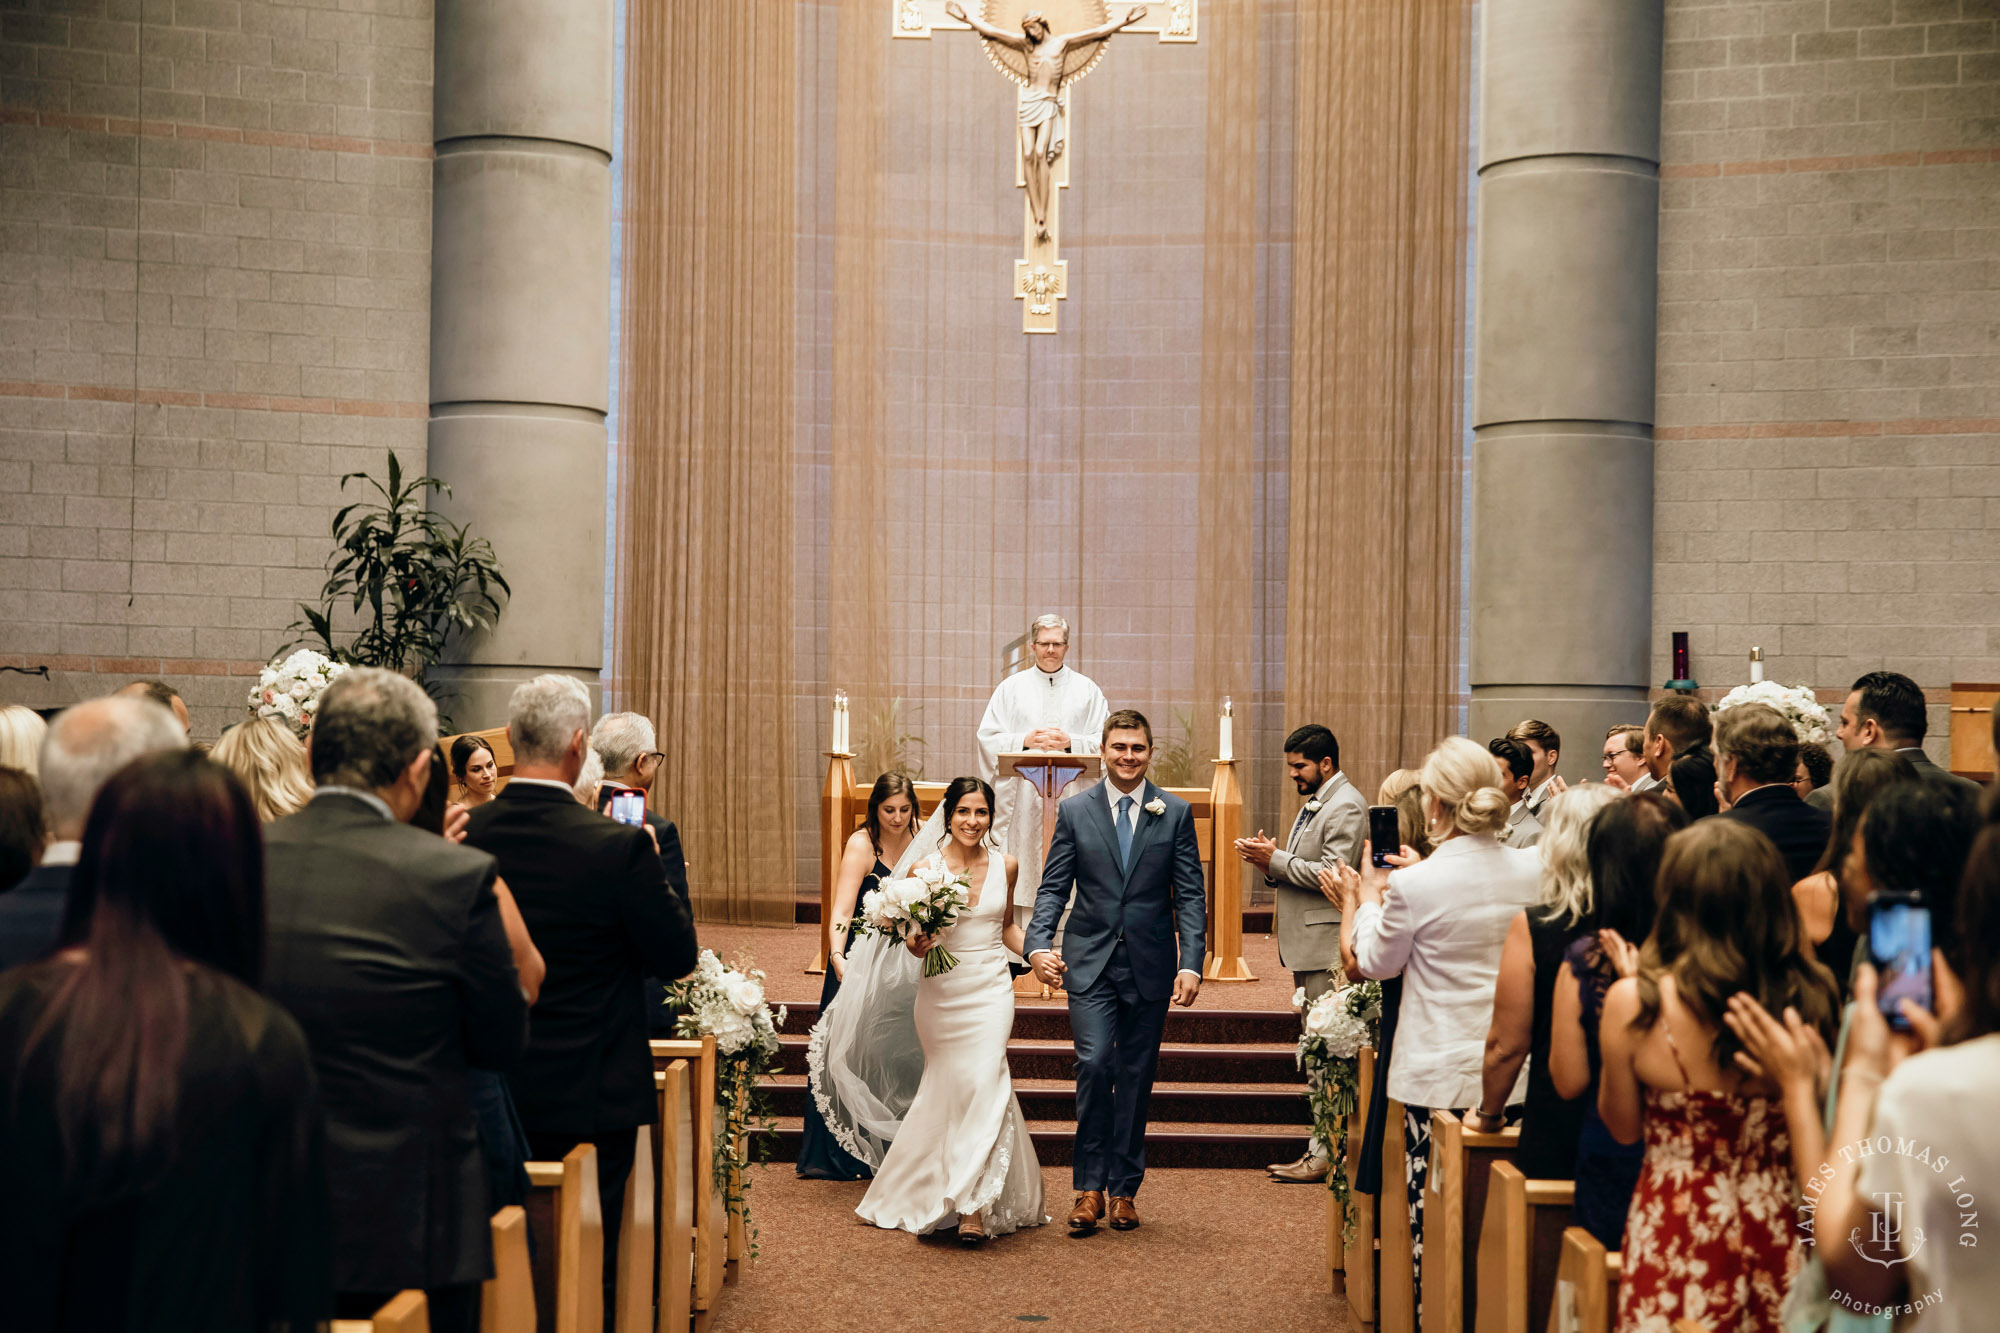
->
xmin=1026 ymin=708 xmax=1207 ymax=1236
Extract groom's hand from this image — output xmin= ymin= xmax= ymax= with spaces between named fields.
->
xmin=1030 ymin=949 xmax=1066 ymax=988
xmin=1172 ymin=970 xmax=1201 ymax=1007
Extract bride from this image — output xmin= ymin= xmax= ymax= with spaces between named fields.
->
xmin=809 ymin=776 xmax=1045 ymax=1244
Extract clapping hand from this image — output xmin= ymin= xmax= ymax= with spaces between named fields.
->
xmin=1236 ymin=830 xmax=1277 ymax=869
xmin=1724 ymin=994 xmax=1829 ymax=1098
xmin=443 ymin=801 xmax=470 ymax=844
xmin=1547 ymin=775 xmax=1570 ymax=798
xmin=1598 ymin=928 xmax=1641 ymax=979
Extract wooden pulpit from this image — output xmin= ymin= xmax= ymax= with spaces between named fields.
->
xmin=999 ymin=751 xmax=1101 ymax=996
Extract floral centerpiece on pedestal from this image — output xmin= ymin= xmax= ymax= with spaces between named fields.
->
xmin=248 ymin=649 xmax=349 ymax=738
xmin=1711 ymin=680 xmax=1834 ymax=746
xmin=663 ymin=950 xmax=786 ymax=1251
xmin=1295 ymin=978 xmax=1383 ymax=1239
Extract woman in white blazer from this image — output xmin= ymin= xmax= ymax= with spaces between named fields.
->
xmin=1335 ymin=735 xmax=1542 ymax=1306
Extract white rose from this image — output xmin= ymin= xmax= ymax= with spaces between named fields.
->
xmin=722 ymin=973 xmax=764 ymax=1016
xmin=1290 ymin=986 xmax=1308 ymax=1013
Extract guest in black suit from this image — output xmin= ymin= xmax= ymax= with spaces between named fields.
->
xmin=590 ymin=711 xmax=690 ymax=908
xmin=1717 ymin=703 xmax=1832 ymax=883
xmin=263 ymin=668 xmax=528 ymax=1333
xmin=1835 ymin=669 xmax=1982 ymax=796
xmin=0 ymin=695 xmax=184 ymax=969
xmin=466 ymin=675 xmax=698 ymax=1308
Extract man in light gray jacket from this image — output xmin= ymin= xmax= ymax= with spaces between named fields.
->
xmin=1235 ymin=722 xmax=1366 ymax=1183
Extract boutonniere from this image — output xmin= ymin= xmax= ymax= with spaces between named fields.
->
xmin=1304 ymin=799 xmax=1324 ymax=814
xmin=1144 ymin=798 xmax=1166 ymax=817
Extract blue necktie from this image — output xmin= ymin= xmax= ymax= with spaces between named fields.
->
xmin=1116 ymin=795 xmax=1135 ymax=871
xmin=1289 ymin=803 xmax=1313 ymax=847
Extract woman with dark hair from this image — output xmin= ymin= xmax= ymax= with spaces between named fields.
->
xmin=0 ymin=765 xmax=45 ymax=894
xmin=1598 ymin=818 xmax=1838 ymax=1332
xmin=1791 ymin=748 xmax=1915 ymax=994
xmin=450 ymin=735 xmax=499 ymax=808
xmin=0 ymin=749 xmax=330 ymax=1331
xmin=798 ymin=772 xmax=919 ymax=1180
xmin=1545 ymin=791 xmax=1687 ymax=1247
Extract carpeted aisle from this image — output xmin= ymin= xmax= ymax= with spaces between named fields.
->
xmin=711 ymin=1164 xmax=1360 ymax=1333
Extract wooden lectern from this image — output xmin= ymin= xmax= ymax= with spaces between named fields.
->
xmin=998 ymin=750 xmax=1102 ymax=997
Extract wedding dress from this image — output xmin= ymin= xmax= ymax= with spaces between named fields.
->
xmin=843 ymin=849 xmax=1045 ymax=1237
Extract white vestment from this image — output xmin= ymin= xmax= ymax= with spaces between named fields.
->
xmin=975 ymin=664 xmax=1109 ymax=908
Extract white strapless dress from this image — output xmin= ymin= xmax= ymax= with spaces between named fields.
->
xmin=853 ymin=853 xmax=1045 ymax=1236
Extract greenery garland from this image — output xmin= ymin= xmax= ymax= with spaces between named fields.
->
xmin=1295 ymin=978 xmax=1383 ymax=1242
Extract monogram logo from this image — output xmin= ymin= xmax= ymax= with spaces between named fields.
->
xmin=1850 ymin=1190 xmax=1925 ymax=1269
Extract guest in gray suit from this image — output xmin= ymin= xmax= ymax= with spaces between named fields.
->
xmin=1235 ymin=722 xmax=1365 ymax=1182
xmin=1490 ymin=737 xmax=1544 ymax=848
xmin=1836 ymin=670 xmax=1981 ymax=796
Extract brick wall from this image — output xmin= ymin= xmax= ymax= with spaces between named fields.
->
xmin=0 ymin=0 xmax=432 ymax=739
xmin=1654 ymin=0 xmax=2000 ymax=760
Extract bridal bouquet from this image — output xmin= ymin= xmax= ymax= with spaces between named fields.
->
xmin=249 ymin=648 xmax=349 ymax=737
xmin=859 ymin=862 xmax=973 ymax=977
xmin=1712 ymin=679 xmax=1834 ymax=746
xmin=1295 ymin=979 xmax=1383 ymax=1239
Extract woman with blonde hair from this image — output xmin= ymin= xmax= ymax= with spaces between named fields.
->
xmin=210 ymin=716 xmax=316 ymax=822
xmin=1471 ymin=782 xmax=1622 ymax=1178
xmin=0 ymin=705 xmax=46 ymax=776
xmin=1333 ymin=735 xmax=1541 ymax=1307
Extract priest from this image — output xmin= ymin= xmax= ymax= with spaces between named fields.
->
xmin=977 ymin=613 xmax=1110 ymax=912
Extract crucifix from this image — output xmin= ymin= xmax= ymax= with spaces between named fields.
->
xmin=894 ymin=0 xmax=1200 ymax=333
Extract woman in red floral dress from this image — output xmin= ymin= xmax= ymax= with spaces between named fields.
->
xmin=1596 ymin=819 xmax=1839 ymax=1333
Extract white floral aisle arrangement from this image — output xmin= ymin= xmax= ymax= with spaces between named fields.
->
xmin=1711 ymin=680 xmax=1833 ymax=746
xmin=249 ymin=649 xmax=349 ymax=737
xmin=859 ymin=861 xmax=973 ymax=976
xmin=1295 ymin=978 xmax=1383 ymax=1238
xmin=664 ymin=950 xmax=786 ymax=1251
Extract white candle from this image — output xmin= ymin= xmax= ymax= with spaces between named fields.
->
xmin=1750 ymin=648 xmax=1764 ymax=685
xmin=1218 ymin=696 xmax=1233 ymax=763
xmin=832 ymin=692 xmax=847 ymax=754
xmin=839 ymin=694 xmax=850 ymax=754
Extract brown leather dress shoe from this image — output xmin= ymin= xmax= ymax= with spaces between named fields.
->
xmin=1067 ymin=1190 xmax=1105 ymax=1235
xmin=1269 ymin=1156 xmax=1331 ymax=1184
xmin=1108 ymin=1196 xmax=1139 ymax=1230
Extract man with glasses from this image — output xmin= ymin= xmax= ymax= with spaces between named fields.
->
xmin=1601 ymin=723 xmax=1651 ymax=791
xmin=591 ymin=713 xmax=688 ymax=910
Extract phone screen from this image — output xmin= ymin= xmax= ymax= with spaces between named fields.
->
xmin=1868 ymin=896 xmax=1932 ymax=1032
xmin=1367 ymin=806 xmax=1401 ymax=869
xmin=609 ymin=790 xmax=647 ymax=828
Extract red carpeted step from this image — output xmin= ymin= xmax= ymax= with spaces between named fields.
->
xmin=775 ymin=1003 xmax=1301 ymax=1046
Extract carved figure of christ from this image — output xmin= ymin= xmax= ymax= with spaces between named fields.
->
xmin=943 ymin=2 xmax=1150 ymax=241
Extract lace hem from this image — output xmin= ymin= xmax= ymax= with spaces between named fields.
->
xmin=805 ymin=1014 xmax=885 ymax=1167
xmin=943 ymin=1095 xmax=1045 ymax=1238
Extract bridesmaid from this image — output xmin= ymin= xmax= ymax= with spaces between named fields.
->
xmin=797 ymin=773 xmax=918 ymax=1179
xmin=451 ymin=735 xmax=500 ymax=809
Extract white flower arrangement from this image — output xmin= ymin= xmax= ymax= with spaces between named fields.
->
xmin=1294 ymin=978 xmax=1383 ymax=1238
xmin=249 ymin=648 xmax=349 ymax=737
xmin=1711 ymin=679 xmax=1833 ymax=747
xmin=667 ymin=948 xmax=785 ymax=1058
xmin=860 ymin=861 xmax=973 ymax=976
xmin=1144 ymin=797 xmax=1166 ymax=816
xmin=1304 ymin=799 xmax=1323 ymax=814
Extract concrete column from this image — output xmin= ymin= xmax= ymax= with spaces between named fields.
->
xmin=1468 ymin=0 xmax=1663 ymax=778
xmin=427 ymin=0 xmax=614 ymax=723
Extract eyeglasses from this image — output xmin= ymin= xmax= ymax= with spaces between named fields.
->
xmin=640 ymin=750 xmax=665 ymax=767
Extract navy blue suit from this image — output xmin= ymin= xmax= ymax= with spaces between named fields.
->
xmin=0 ymin=863 xmax=70 ymax=972
xmin=1026 ymin=780 xmax=1207 ymax=1197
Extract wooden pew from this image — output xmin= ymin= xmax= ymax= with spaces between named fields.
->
xmin=1547 ymin=1227 xmax=1620 ymax=1333
xmin=1333 ymin=1047 xmax=1377 ymax=1311
xmin=651 ymin=1037 xmax=724 ymax=1317
xmin=441 ymin=726 xmax=516 ymax=790
xmin=525 ymin=1145 xmax=605 ymax=1333
xmin=1378 ymin=1095 xmax=1416 ymax=1333
xmin=1473 ymin=1163 xmax=1573 ymax=1333
xmin=655 ymin=1060 xmax=694 ymax=1333
xmin=1421 ymin=1112 xmax=1519 ymax=1333
xmin=332 ymin=1290 xmax=429 ymax=1333
xmin=616 ymin=1126 xmax=656 ymax=1333
xmin=483 ymin=1205 xmax=536 ymax=1333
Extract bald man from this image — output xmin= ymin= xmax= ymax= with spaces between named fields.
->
xmin=116 ymin=679 xmax=191 ymax=738
xmin=0 ymin=695 xmax=186 ymax=967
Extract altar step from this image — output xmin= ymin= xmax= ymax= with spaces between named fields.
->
xmin=773 ymin=1034 xmax=1301 ymax=1084
xmin=756 ymin=1116 xmax=1311 ymax=1170
xmin=775 ymin=1001 xmax=1298 ymax=1047
xmin=761 ymin=1074 xmax=1306 ymax=1125
xmin=792 ymin=894 xmax=1275 ymax=935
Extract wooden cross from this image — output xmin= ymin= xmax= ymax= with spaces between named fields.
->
xmin=893 ymin=0 xmax=1200 ymax=333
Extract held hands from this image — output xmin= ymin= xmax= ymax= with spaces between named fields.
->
xmin=1024 ymin=726 xmax=1071 ymax=751
xmin=1172 ymin=970 xmax=1201 ymax=1007
xmin=1029 ymin=949 xmax=1067 ymax=988
xmin=1235 ymin=831 xmax=1277 ymax=869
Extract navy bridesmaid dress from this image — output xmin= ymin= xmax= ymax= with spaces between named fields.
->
xmin=795 ymin=856 xmax=889 ymax=1180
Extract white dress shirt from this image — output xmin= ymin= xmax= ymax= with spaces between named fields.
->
xmin=1029 ymin=776 xmax=1198 ymax=981
xmin=1349 ymin=833 xmax=1542 ymax=1108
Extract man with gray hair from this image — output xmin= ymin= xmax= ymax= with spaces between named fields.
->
xmin=263 ymin=667 xmax=528 ymax=1332
xmin=468 ymin=674 xmax=697 ymax=1317
xmin=591 ymin=711 xmax=689 ymax=910
xmin=0 ymin=695 xmax=185 ymax=968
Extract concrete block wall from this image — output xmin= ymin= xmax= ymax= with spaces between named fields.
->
xmin=1653 ymin=0 xmax=2000 ymax=761
xmin=0 ymin=0 xmax=433 ymax=739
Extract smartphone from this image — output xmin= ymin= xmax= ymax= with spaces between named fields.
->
xmin=606 ymin=786 xmax=648 ymax=828
xmin=1367 ymin=805 xmax=1401 ymax=869
xmin=1867 ymin=891 xmax=1932 ymax=1033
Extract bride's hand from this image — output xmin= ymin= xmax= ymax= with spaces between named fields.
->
xmin=905 ymin=932 xmax=934 ymax=958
